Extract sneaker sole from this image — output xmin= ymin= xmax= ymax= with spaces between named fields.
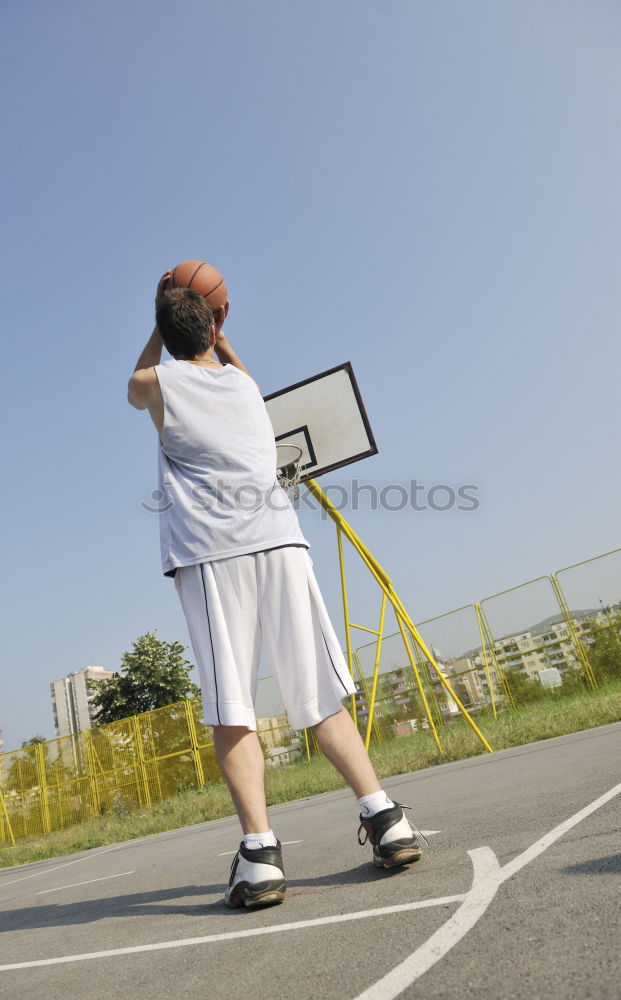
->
xmin=225 ymin=881 xmax=286 ymax=908
xmin=241 ymin=889 xmax=286 ymax=908
xmin=373 ymin=847 xmax=423 ymax=868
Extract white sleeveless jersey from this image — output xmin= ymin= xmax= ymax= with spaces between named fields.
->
xmin=155 ymin=360 xmax=308 ymax=576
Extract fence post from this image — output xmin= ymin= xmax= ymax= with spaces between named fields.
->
xmin=394 ymin=612 xmax=445 ymax=754
xmin=0 ymin=787 xmax=16 ymax=847
xmin=83 ymin=730 xmax=101 ymax=817
xmin=362 ymin=595 xmax=387 ymax=750
xmin=184 ymin=700 xmax=206 ymax=789
xmin=549 ymin=573 xmax=598 ymax=689
xmin=132 ymin=715 xmax=152 ymax=808
xmin=410 ymin=633 xmax=444 ymax=729
xmin=475 ymin=602 xmax=510 ymax=711
xmin=35 ymin=742 xmax=51 ymax=835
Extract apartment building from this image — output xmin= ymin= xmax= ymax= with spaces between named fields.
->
xmin=441 ymin=657 xmax=487 ymax=706
xmin=492 ymin=632 xmax=549 ymax=679
xmin=50 ymin=666 xmax=115 ymax=737
xmin=257 ymin=714 xmax=293 ymax=750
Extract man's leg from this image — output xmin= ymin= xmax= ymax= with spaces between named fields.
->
xmin=310 ymin=707 xmax=381 ymax=797
xmin=311 ymin=708 xmax=422 ymax=867
xmin=212 ymin=725 xmax=270 ymax=834
xmin=174 ymin=559 xmax=285 ymax=906
xmin=213 ymin=725 xmax=286 ymax=908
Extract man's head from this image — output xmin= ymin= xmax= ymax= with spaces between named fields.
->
xmin=156 ymin=287 xmax=215 ymax=359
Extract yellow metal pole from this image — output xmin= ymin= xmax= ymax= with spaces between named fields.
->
xmin=83 ymin=730 xmax=101 ymax=817
xmin=351 ymin=650 xmax=372 ymax=734
xmin=476 ymin=602 xmax=515 ymax=707
xmin=132 ymin=715 xmax=153 ymax=808
xmin=555 ymin=546 xmax=621 ymax=575
xmin=306 ymin=479 xmax=393 ymax=588
xmin=143 ymin=711 xmax=164 ymax=803
xmin=0 ymin=788 xmax=16 ymax=848
xmin=389 ymin=591 xmax=493 ymax=753
xmin=185 ymin=700 xmax=206 ymax=789
xmin=54 ymin=757 xmax=65 ymax=829
xmin=549 ymin=573 xmax=598 ymax=689
xmin=35 ymin=742 xmax=51 ymax=835
xmin=350 ymin=649 xmax=383 ymax=745
xmin=474 ymin=603 xmax=499 ymax=718
xmin=364 ymin=593 xmax=387 ymax=750
xmin=394 ymin=613 xmax=444 ymax=755
xmin=305 ymin=480 xmax=493 ymax=754
xmin=336 ymin=524 xmax=357 ymax=724
xmin=303 ymin=728 xmax=311 ymax=762
xmin=410 ymin=631 xmax=443 ymax=729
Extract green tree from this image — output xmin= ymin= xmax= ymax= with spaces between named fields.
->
xmin=503 ymin=669 xmax=548 ymax=706
xmin=90 ymin=631 xmax=200 ymax=725
xmin=560 ymin=668 xmax=588 ymax=696
xmin=587 ymin=621 xmax=621 ymax=683
xmin=4 ymin=739 xmax=49 ymax=793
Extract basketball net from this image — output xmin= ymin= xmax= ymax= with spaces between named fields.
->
xmin=276 ymin=444 xmax=303 ymax=500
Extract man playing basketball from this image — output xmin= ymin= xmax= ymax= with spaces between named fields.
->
xmin=128 ymin=271 xmax=423 ymax=908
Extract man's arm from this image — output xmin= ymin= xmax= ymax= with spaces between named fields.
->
xmin=128 ymin=271 xmax=169 ymax=410
xmin=215 ymin=329 xmax=261 ymax=391
xmin=213 ymin=330 xmax=250 ymax=376
xmin=134 ymin=327 xmax=164 ymax=373
xmin=127 ymin=328 xmax=163 ymax=409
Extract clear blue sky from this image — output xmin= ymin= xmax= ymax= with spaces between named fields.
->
xmin=1 ymin=0 xmax=619 ymax=751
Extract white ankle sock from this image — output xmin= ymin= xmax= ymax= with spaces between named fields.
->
xmin=358 ymin=790 xmax=395 ymax=817
xmin=243 ymin=830 xmax=278 ymax=850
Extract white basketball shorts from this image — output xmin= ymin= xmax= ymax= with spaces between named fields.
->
xmin=174 ymin=546 xmax=357 ymax=730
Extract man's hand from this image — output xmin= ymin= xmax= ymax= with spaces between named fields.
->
xmin=213 ymin=329 xmax=253 ymax=380
xmin=155 ymin=270 xmax=172 ymax=310
xmin=212 ymin=298 xmax=230 ymax=333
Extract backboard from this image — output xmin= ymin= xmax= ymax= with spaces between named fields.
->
xmin=264 ymin=362 xmax=378 ymax=483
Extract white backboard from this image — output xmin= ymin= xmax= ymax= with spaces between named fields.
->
xmin=264 ymin=362 xmax=378 ymax=482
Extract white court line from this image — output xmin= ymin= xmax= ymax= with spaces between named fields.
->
xmin=0 ymin=843 xmax=126 ymax=889
xmin=354 ymin=780 xmax=621 ymax=999
xmin=36 ymin=872 xmax=136 ymax=896
xmin=218 ymin=840 xmax=304 ymax=856
xmin=0 ymin=895 xmax=464 ymax=971
xmin=498 ymin=781 xmax=621 ymax=881
xmin=1 ymin=783 xmax=618 ymax=976
xmin=355 ymin=848 xmax=500 ymax=1000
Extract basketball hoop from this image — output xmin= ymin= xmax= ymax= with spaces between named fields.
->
xmin=276 ymin=444 xmax=303 ymax=500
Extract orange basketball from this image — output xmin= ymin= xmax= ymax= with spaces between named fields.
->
xmin=170 ymin=260 xmax=229 ymax=314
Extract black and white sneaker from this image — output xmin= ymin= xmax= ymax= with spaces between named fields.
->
xmin=224 ymin=841 xmax=286 ymax=908
xmin=358 ymin=803 xmax=425 ymax=868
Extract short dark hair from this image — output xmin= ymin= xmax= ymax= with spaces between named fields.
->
xmin=156 ymin=288 xmax=215 ymax=359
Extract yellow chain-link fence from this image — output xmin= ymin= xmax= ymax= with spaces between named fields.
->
xmin=0 ymin=698 xmax=297 ymax=849
xmin=1 ymin=548 xmax=619 ymax=850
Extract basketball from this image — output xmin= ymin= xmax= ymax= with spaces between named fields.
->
xmin=170 ymin=260 xmax=229 ymax=315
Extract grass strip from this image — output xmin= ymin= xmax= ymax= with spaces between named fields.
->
xmin=2 ymin=681 xmax=620 ymax=870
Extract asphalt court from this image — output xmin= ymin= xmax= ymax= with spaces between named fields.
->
xmin=0 ymin=723 xmax=619 ymax=1000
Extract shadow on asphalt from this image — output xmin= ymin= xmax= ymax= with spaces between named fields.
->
xmin=0 ymin=862 xmax=417 ymax=933
xmin=562 ymin=853 xmax=621 ymax=875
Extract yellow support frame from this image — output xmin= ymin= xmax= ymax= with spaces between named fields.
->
xmin=549 ymin=573 xmax=598 ymax=689
xmin=305 ymin=479 xmax=493 ymax=755
xmin=336 ymin=525 xmax=357 ymax=724
xmin=479 ymin=573 xmax=598 ymax=693
xmin=475 ymin=602 xmax=513 ymax=710
xmin=0 ymin=788 xmax=16 ymax=848
xmin=357 ymin=593 xmax=387 ymax=749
